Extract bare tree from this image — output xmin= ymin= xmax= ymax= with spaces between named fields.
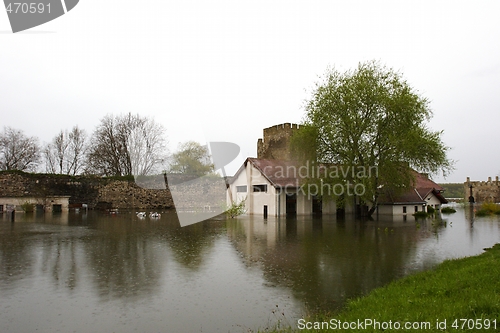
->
xmin=86 ymin=113 xmax=168 ymax=176
xmin=127 ymin=116 xmax=167 ymax=176
xmin=0 ymin=127 xmax=41 ymax=172
xmin=44 ymin=131 xmax=69 ymax=174
xmin=44 ymin=126 xmax=87 ymax=175
xmin=67 ymin=126 xmax=87 ymax=175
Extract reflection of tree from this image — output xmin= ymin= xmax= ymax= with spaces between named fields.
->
xmin=226 ymin=217 xmax=423 ymax=312
xmin=164 ymin=219 xmax=223 ymax=270
xmin=0 ymin=223 xmax=35 ymax=286
xmin=82 ymin=213 xmax=224 ymax=299
xmin=40 ymin=235 xmax=81 ymax=290
xmin=84 ymin=216 xmax=165 ymax=300
xmin=1 ymin=211 xmax=225 ymax=302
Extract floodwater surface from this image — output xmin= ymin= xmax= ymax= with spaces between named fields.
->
xmin=0 ymin=205 xmax=499 ymax=332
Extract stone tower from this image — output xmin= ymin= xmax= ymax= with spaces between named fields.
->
xmin=257 ymin=123 xmax=299 ymax=160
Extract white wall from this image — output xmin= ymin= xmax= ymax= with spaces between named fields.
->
xmin=0 ymin=196 xmax=70 ymax=212
xmin=424 ymin=193 xmax=443 ymax=209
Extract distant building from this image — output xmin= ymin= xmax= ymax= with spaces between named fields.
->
xmin=465 ymin=176 xmax=500 ymax=203
xmin=0 ymin=196 xmax=70 ymax=213
xmin=377 ymin=172 xmax=448 ymax=216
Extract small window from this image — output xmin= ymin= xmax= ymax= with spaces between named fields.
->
xmin=253 ymin=184 xmax=267 ymax=193
xmin=403 ymin=206 xmax=407 ymax=214
xmin=236 ymin=185 xmax=247 ymax=193
xmin=414 ymin=206 xmax=418 ymax=212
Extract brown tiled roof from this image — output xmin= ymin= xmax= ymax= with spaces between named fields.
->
xmin=413 ymin=172 xmax=444 ymax=191
xmin=379 ymin=172 xmax=448 ymax=205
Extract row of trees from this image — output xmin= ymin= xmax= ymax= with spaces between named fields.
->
xmin=0 ymin=113 xmax=214 ymax=177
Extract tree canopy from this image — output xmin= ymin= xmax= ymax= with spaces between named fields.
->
xmin=293 ymin=61 xmax=453 ymax=215
xmin=168 ymin=141 xmax=214 ymax=176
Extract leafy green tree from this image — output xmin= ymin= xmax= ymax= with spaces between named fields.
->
xmin=294 ymin=61 xmax=453 ymax=216
xmin=169 ymin=141 xmax=214 ymax=176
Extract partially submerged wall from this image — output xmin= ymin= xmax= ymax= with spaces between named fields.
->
xmin=0 ymin=171 xmax=225 ymax=210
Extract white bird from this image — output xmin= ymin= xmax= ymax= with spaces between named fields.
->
xmin=136 ymin=212 xmax=147 ymax=218
xmin=149 ymin=212 xmax=161 ymax=219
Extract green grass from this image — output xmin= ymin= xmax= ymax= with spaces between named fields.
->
xmin=262 ymin=244 xmax=500 ymax=332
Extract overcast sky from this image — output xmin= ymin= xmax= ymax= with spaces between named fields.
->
xmin=1 ymin=1 xmax=499 ymax=183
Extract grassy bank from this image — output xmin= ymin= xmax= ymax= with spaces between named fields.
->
xmin=263 ymin=244 xmax=500 ymax=332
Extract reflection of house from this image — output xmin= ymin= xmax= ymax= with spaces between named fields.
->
xmin=377 ymin=172 xmax=447 ymax=216
xmin=0 ymin=196 xmax=70 ymax=213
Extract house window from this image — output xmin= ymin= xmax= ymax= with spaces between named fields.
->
xmin=403 ymin=206 xmax=407 ymax=214
xmin=414 ymin=206 xmax=418 ymax=212
xmin=253 ymin=184 xmax=267 ymax=193
xmin=236 ymin=185 xmax=247 ymax=193
xmin=0 ymin=205 xmax=3 ymax=212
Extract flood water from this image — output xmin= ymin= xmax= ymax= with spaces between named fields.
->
xmin=1 ymin=205 xmax=499 ymax=332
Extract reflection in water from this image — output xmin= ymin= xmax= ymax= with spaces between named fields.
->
xmin=227 ymin=215 xmax=428 ymax=312
xmin=0 ymin=207 xmax=499 ymax=332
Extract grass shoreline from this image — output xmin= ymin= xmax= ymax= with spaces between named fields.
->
xmin=263 ymin=243 xmax=500 ymax=332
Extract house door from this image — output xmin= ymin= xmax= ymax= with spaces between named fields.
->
xmin=286 ymin=193 xmax=297 ymax=217
xmin=312 ymin=195 xmax=322 ymax=215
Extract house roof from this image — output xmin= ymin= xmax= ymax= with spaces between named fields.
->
xmin=379 ymin=172 xmax=448 ymax=205
xmin=413 ymin=172 xmax=444 ymax=191
xmin=247 ymin=158 xmax=303 ymax=188
xmin=229 ymin=158 xmax=305 ymax=188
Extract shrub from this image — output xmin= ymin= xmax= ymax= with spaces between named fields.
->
xmin=225 ymin=199 xmax=246 ymax=218
xmin=21 ymin=201 xmax=34 ymax=212
xmin=413 ymin=211 xmax=429 ymax=218
xmin=476 ymin=202 xmax=500 ymax=216
xmin=441 ymin=206 xmax=457 ymax=214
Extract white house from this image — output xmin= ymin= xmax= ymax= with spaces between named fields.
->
xmin=377 ymin=172 xmax=448 ymax=216
xmin=227 ymin=158 xmax=337 ymax=217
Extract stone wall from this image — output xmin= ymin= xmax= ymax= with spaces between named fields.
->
xmin=257 ymin=123 xmax=299 ymax=160
xmin=0 ymin=171 xmax=225 ymax=210
xmin=464 ymin=176 xmax=500 ymax=203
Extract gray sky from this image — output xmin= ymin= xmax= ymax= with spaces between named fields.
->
xmin=1 ymin=0 xmax=499 ymax=183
